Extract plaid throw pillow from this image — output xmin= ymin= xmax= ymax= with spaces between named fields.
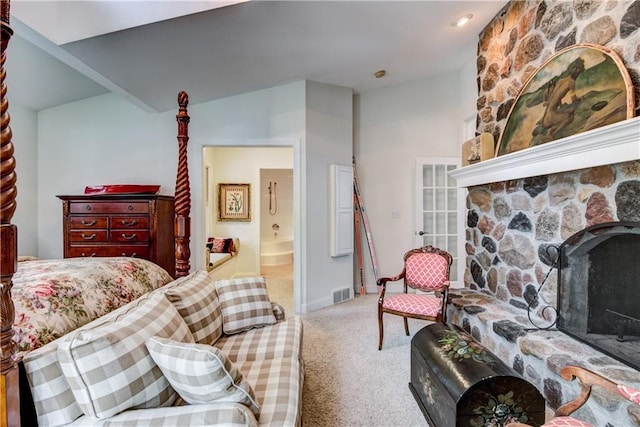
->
xmin=22 ymin=345 xmax=84 ymax=426
xmin=164 ymin=271 xmax=224 ymax=345
xmin=57 ymin=295 xmax=194 ymax=419
xmin=215 ymin=277 xmax=276 ymax=335
xmin=145 ymin=336 xmax=260 ymax=416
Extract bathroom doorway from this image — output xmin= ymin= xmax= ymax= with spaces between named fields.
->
xmin=201 ymin=143 xmax=297 ymax=314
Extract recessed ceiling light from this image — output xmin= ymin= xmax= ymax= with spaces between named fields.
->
xmin=374 ymin=70 xmax=386 ymax=79
xmin=452 ymin=13 xmax=473 ymax=28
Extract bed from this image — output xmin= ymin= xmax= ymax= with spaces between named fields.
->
xmin=12 ymin=257 xmax=174 ymax=354
xmin=0 ymin=4 xmax=194 ymax=423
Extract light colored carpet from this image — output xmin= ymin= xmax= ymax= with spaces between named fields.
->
xmin=299 ymin=295 xmax=430 ymax=427
xmin=262 ymin=264 xmax=430 ymax=426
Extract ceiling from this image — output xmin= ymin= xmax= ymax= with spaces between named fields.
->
xmin=6 ymin=1 xmax=508 ymax=113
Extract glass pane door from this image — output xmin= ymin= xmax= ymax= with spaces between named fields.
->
xmin=415 ymin=157 xmax=463 ymax=285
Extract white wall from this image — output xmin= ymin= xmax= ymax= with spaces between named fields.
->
xmin=37 ymin=93 xmax=178 ymax=258
xmin=460 ymin=57 xmax=479 ymax=131
xmin=303 ymin=81 xmax=353 ymax=310
xmin=13 ymin=68 xmax=474 ymax=307
xmin=12 ymin=103 xmax=38 ymax=256
xmin=354 ymin=72 xmax=464 ymax=293
xmin=13 ymin=40 xmax=475 ymax=309
xmin=28 ymin=80 xmax=353 ymax=313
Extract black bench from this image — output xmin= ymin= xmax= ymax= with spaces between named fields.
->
xmin=409 ymin=323 xmax=545 ymax=427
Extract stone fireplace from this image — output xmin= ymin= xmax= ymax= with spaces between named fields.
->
xmin=557 ymin=221 xmax=640 ymax=371
xmin=449 ymin=1 xmax=640 ymax=424
xmin=447 ymin=118 xmax=640 ymax=426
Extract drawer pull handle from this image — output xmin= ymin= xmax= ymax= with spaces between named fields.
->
xmin=85 ymin=205 xmax=92 ymax=211
xmin=127 ymin=205 xmax=134 ymax=210
xmin=121 ymin=220 xmax=137 ymax=226
xmin=122 ymin=253 xmax=138 ymax=258
xmin=121 ymin=233 xmax=137 ymax=240
xmin=81 ymin=253 xmax=97 ymax=257
xmin=81 ymin=233 xmax=97 ymax=240
xmin=81 ymin=220 xmax=97 ymax=226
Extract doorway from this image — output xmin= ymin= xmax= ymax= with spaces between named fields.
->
xmin=201 ymin=142 xmax=298 ymax=313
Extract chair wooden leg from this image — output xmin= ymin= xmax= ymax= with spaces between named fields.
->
xmin=378 ymin=308 xmax=384 ymax=350
xmin=403 ymin=317 xmax=409 ymax=336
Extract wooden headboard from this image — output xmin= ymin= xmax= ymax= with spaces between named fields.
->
xmin=0 ymin=1 xmax=192 ymax=424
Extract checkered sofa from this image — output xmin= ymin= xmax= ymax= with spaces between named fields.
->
xmin=19 ymin=271 xmax=303 ymax=426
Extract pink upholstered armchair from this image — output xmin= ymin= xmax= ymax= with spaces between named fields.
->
xmin=507 ymin=365 xmax=640 ymax=427
xmin=377 ymin=245 xmax=452 ymax=350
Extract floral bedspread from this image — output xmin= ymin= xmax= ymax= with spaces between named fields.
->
xmin=12 ymin=257 xmax=173 ymax=353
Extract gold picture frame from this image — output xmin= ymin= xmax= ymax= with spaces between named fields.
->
xmin=217 ymin=183 xmax=251 ymax=222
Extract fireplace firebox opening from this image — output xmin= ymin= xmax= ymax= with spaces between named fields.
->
xmin=557 ymin=221 xmax=640 ymax=370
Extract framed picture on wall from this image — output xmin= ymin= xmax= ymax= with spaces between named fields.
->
xmin=218 ymin=183 xmax=251 ymax=222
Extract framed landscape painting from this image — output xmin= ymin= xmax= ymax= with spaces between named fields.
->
xmin=218 ymin=183 xmax=251 ymax=222
xmin=497 ymin=43 xmax=634 ymax=157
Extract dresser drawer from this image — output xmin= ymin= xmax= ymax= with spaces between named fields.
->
xmin=69 ymin=230 xmax=108 ymax=243
xmin=110 ymin=230 xmax=149 ymax=243
xmin=68 ymin=246 xmax=150 ymax=258
xmin=69 ymin=216 xmax=108 ymax=229
xmin=110 ymin=216 xmax=149 ymax=229
xmin=69 ymin=202 xmax=149 ymax=214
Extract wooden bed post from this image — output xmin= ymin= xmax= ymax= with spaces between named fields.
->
xmin=174 ymin=91 xmax=191 ymax=277
xmin=0 ymin=0 xmax=20 ymax=425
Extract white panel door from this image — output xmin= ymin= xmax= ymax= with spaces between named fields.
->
xmin=415 ymin=157 xmax=465 ymax=287
xmin=329 ymin=164 xmax=353 ymax=257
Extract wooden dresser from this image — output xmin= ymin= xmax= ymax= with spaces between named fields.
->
xmin=57 ymin=194 xmax=175 ymax=277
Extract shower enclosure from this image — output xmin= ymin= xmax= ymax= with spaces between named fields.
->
xmin=260 ymin=169 xmax=293 ymax=266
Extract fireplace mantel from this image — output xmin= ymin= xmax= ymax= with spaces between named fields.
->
xmin=449 ymin=117 xmax=640 ymax=188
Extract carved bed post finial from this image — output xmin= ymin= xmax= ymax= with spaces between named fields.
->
xmin=0 ymin=0 xmax=21 ymax=425
xmin=174 ymin=91 xmax=191 ymax=277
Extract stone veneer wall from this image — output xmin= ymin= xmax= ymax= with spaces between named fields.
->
xmin=465 ymin=160 xmax=640 ymax=312
xmin=453 ymin=1 xmax=640 ymax=425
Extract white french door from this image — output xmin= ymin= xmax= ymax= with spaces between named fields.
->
xmin=415 ymin=157 xmax=465 ymax=287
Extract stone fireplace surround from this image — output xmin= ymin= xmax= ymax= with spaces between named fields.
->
xmin=447 ymin=117 xmax=640 ymax=426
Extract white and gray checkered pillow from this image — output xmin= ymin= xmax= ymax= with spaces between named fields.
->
xmin=22 ymin=289 xmax=164 ymax=426
xmin=22 ymin=344 xmax=84 ymax=426
xmin=215 ymin=277 xmax=276 ymax=335
xmin=164 ymin=270 xmax=224 ymax=345
xmin=57 ymin=294 xmax=194 ymax=419
xmin=145 ymin=336 xmax=261 ymax=416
